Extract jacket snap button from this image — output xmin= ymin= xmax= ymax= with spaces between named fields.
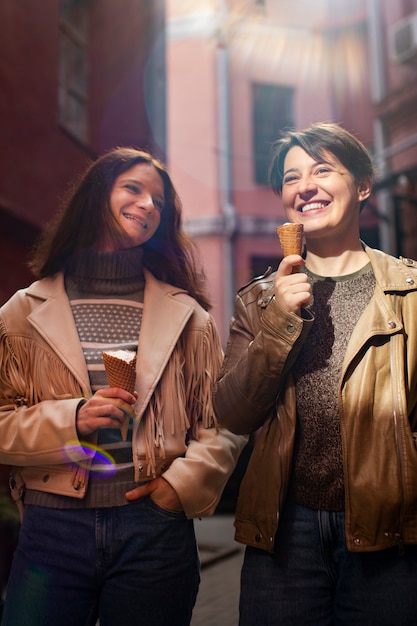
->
xmin=387 ymin=321 xmax=396 ymax=329
xmin=258 ymin=296 xmax=273 ymax=307
xmin=354 ymin=537 xmax=361 ymax=544
xmin=255 ymin=533 xmax=262 ymax=542
xmin=42 ymin=474 xmax=49 ymax=483
xmin=406 ymin=277 xmax=415 ymax=285
xmin=287 ymin=324 xmax=295 ymax=333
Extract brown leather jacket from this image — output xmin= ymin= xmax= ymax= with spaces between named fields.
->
xmin=213 ymin=246 xmax=417 ymax=553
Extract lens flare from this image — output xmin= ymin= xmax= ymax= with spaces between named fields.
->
xmin=63 ymin=440 xmax=116 ymax=475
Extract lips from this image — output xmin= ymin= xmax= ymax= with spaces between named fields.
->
xmin=123 ymin=212 xmax=148 ymax=229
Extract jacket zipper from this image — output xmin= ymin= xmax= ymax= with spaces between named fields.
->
xmin=71 ymin=463 xmax=88 ymax=491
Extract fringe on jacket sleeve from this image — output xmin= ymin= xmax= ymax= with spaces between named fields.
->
xmin=0 ymin=319 xmax=84 ymax=407
xmin=140 ymin=315 xmax=223 ymax=476
xmin=184 ymin=316 xmax=223 ymax=436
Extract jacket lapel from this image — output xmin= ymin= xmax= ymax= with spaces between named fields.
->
xmin=26 ymin=274 xmax=91 ymax=393
xmin=135 ymin=270 xmax=195 ymax=419
xmin=24 ymin=271 xmax=196 ymax=411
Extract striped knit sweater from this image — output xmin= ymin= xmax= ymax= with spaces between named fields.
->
xmin=25 ymin=246 xmax=146 ymax=508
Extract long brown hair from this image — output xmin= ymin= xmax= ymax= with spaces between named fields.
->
xmin=29 ymin=147 xmax=211 ymax=309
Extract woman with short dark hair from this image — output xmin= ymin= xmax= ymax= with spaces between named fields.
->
xmin=214 ymin=122 xmax=417 ymax=625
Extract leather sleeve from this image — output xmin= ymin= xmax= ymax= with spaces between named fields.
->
xmin=163 ymin=424 xmax=248 ymax=518
xmin=213 ymin=282 xmax=314 ymax=435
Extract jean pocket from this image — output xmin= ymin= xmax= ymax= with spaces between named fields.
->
xmin=146 ymin=496 xmax=186 ymax=520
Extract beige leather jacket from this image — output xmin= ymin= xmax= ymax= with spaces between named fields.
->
xmin=214 ymin=246 xmax=417 ymax=553
xmin=0 ymin=270 xmax=247 ymax=519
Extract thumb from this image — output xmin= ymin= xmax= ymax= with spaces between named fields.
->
xmin=125 ymin=482 xmax=151 ymax=501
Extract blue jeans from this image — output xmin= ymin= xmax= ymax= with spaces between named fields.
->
xmin=1 ymin=499 xmax=200 ymax=626
xmin=240 ymin=501 xmax=417 ymax=625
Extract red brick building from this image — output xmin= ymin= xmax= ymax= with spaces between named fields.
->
xmin=0 ymin=0 xmax=165 ymax=305
xmin=0 ymin=0 xmax=166 ymax=599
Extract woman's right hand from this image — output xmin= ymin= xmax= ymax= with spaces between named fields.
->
xmin=76 ymin=388 xmax=138 ymax=436
xmin=274 ymin=254 xmax=311 ymax=315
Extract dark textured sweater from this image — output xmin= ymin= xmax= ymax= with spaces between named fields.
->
xmin=288 ymin=263 xmax=376 ymax=511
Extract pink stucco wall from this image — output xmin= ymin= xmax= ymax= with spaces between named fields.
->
xmin=167 ymin=0 xmax=417 ymax=341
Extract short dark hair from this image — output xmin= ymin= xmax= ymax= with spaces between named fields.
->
xmin=29 ymin=147 xmax=211 ymax=309
xmin=268 ymin=122 xmax=376 ymax=211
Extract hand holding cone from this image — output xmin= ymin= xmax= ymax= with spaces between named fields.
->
xmin=276 ymin=223 xmax=304 ymax=271
xmin=102 ymin=349 xmax=137 ymax=440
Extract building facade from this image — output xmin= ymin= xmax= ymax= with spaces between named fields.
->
xmin=167 ymin=0 xmax=417 ymax=341
xmin=0 ymin=0 xmax=166 ymax=597
xmin=368 ymin=0 xmax=417 ymax=258
xmin=3 ymin=1 xmax=416 ymax=339
xmin=0 ymin=0 xmax=165 ymax=305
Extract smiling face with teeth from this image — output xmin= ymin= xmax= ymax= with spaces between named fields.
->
xmin=107 ymin=162 xmax=165 ymax=250
xmin=281 ymin=145 xmax=372 ymax=245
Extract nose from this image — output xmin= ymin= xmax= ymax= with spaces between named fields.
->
xmin=136 ymin=194 xmax=154 ymax=213
xmin=298 ymin=174 xmax=317 ymax=196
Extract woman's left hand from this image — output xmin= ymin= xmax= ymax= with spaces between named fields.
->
xmin=125 ymin=477 xmax=183 ymax=512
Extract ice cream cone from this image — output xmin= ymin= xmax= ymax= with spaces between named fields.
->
xmin=102 ymin=350 xmax=137 ymax=440
xmin=276 ymin=223 xmax=304 ymax=257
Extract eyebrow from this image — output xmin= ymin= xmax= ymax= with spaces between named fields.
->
xmin=283 ymin=167 xmax=300 ymax=177
xmin=283 ymin=158 xmax=336 ymax=177
xmin=120 ymin=177 xmax=141 ymax=184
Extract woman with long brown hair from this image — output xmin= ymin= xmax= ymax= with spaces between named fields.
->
xmin=0 ymin=147 xmax=246 ymax=626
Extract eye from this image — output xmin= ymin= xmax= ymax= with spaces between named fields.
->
xmin=153 ymin=199 xmax=164 ymax=212
xmin=125 ymin=184 xmax=139 ymax=193
xmin=283 ymin=173 xmax=299 ymax=185
xmin=314 ymin=165 xmax=332 ymax=176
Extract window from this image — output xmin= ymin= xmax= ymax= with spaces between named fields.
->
xmin=252 ymin=83 xmax=294 ymax=185
xmin=59 ymin=0 xmax=89 ymax=143
xmin=251 ymin=255 xmax=281 ymax=279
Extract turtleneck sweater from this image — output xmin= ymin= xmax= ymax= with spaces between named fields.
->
xmin=25 ymin=246 xmax=146 ymax=509
xmin=64 ymin=245 xmax=146 ymax=295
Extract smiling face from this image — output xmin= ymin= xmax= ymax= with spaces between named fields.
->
xmin=106 ymin=162 xmax=165 ymax=251
xmin=281 ymin=146 xmax=371 ymax=246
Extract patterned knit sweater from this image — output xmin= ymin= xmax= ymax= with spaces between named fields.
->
xmin=25 ymin=246 xmax=146 ymax=508
xmin=288 ymin=263 xmax=376 ymax=511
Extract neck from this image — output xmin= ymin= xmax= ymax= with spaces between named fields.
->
xmin=305 ymin=244 xmax=369 ymax=277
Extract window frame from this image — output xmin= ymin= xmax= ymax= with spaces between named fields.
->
xmin=58 ymin=0 xmax=89 ymax=144
xmin=252 ymin=82 xmax=295 ymax=186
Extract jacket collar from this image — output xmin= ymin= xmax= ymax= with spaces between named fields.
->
xmin=364 ymin=244 xmax=417 ymax=293
xmin=26 ymin=274 xmax=91 ymax=393
xmin=25 ymin=270 xmax=196 ymax=411
xmin=342 ymin=245 xmax=417 ymax=371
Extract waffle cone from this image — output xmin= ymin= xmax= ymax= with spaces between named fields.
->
xmin=276 ymin=223 xmax=304 ymax=257
xmin=102 ymin=350 xmax=137 ymax=440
